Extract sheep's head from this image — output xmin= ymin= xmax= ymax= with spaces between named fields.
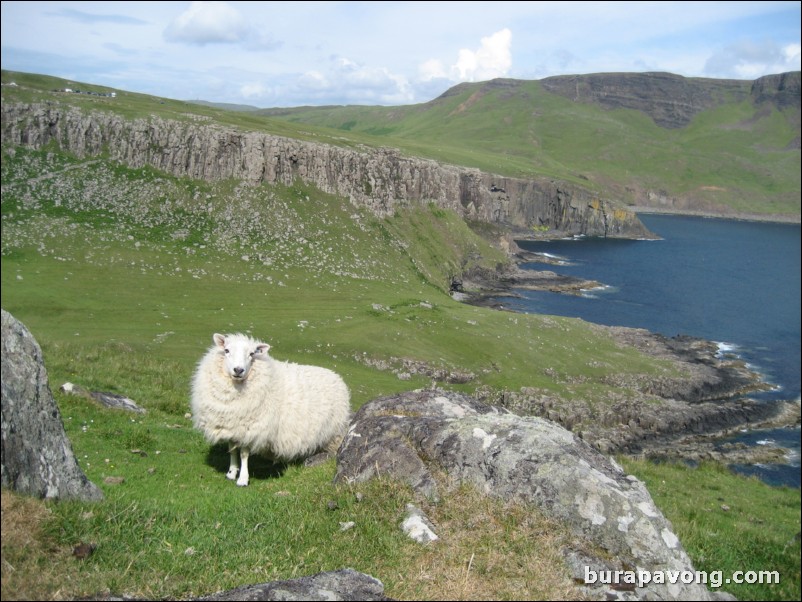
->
xmin=213 ymin=333 xmax=270 ymax=382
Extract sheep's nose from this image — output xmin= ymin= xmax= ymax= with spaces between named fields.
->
xmin=233 ymin=367 xmax=245 ymax=377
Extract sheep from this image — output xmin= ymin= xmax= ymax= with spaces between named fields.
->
xmin=190 ymin=332 xmax=351 ymax=486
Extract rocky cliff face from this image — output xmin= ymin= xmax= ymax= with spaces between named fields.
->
xmin=751 ymin=71 xmax=802 ymax=110
xmin=0 ymin=102 xmax=652 ymax=239
xmin=540 ymin=71 xmax=750 ymax=129
xmin=540 ymin=70 xmax=800 ymax=129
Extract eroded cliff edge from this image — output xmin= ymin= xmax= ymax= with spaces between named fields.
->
xmin=1 ymin=102 xmax=653 ymax=239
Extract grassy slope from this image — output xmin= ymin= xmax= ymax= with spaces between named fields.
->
xmin=1 ymin=73 xmax=799 ymax=600
xmin=4 ymin=69 xmax=799 ymax=218
xmin=259 ymin=79 xmax=801 ymax=217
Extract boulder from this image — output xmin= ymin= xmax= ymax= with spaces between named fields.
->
xmin=335 ymin=389 xmax=711 ymax=601
xmin=196 ymin=568 xmax=389 ymax=601
xmin=1 ymin=309 xmax=103 ymax=501
xmin=59 ymin=381 xmax=146 ymax=414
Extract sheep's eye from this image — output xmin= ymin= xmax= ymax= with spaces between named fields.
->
xmin=249 ymin=351 xmax=256 ymax=357
xmin=224 ymin=348 xmax=230 ymax=354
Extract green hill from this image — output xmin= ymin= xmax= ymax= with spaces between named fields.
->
xmin=258 ymin=73 xmax=801 ymax=219
xmin=1 ymin=69 xmax=799 ymax=602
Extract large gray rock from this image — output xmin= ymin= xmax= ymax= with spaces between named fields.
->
xmin=1 ymin=309 xmax=103 ymax=501
xmin=335 ymin=389 xmax=711 ymax=601
xmin=196 ymin=568 xmax=389 ymax=601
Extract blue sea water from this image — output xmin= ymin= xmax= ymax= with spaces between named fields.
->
xmin=491 ymin=214 xmax=801 ymax=487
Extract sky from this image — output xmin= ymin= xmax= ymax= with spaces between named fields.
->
xmin=1 ymin=1 xmax=800 ymax=108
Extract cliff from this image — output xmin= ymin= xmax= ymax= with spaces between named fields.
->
xmin=540 ymin=71 xmax=801 ymax=129
xmin=0 ymin=102 xmax=652 ymax=239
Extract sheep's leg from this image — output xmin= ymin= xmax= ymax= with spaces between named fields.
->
xmin=226 ymin=445 xmax=239 ymax=481
xmin=236 ymin=447 xmax=250 ymax=487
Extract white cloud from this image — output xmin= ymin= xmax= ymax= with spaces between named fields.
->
xmin=419 ymin=58 xmax=447 ymax=81
xmin=421 ymin=28 xmax=513 ymax=84
xmin=164 ymin=1 xmax=249 ymax=45
xmin=298 ymin=70 xmax=329 ymax=90
xmin=704 ymin=39 xmax=802 ymax=79
xmin=240 ymin=82 xmax=268 ymax=98
xmin=784 ymin=43 xmax=802 ymax=67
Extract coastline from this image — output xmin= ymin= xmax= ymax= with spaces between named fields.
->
xmin=452 ymin=248 xmax=604 ymax=309
xmin=629 ymin=206 xmax=801 ymax=225
xmin=456 ymin=230 xmax=801 ymax=473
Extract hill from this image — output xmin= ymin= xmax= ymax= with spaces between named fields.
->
xmin=0 ymin=70 xmax=651 ymax=240
xmin=186 ymin=99 xmax=262 ymax=112
xmin=1 ymin=70 xmax=800 ymax=601
xmin=258 ymin=72 xmax=801 ymax=220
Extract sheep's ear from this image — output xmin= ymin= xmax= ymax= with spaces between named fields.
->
xmin=255 ymin=343 xmax=270 ymax=355
xmin=213 ymin=333 xmax=226 ymax=348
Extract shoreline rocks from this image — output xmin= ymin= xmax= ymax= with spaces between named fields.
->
xmin=450 ymin=233 xmax=799 ymax=469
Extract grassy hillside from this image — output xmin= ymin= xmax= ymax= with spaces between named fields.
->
xmin=259 ymin=77 xmax=801 ymax=218
xmin=1 ymin=70 xmax=382 ymax=150
xmin=4 ymin=69 xmax=799 ymax=219
xmin=1 ymin=73 xmax=799 ymax=601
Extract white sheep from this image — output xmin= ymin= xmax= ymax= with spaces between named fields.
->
xmin=190 ymin=333 xmax=351 ymax=486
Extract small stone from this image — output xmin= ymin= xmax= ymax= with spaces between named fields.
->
xmin=72 ymin=542 xmax=97 ymax=559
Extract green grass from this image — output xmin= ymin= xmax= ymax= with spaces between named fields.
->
xmin=39 ymin=391 xmax=425 ymax=599
xmin=620 ymin=459 xmax=801 ymax=601
xmin=257 ymin=79 xmax=801 ymax=217
xmin=2 ymin=387 xmax=586 ymax=601
xmin=1 ymin=146 xmax=677 ymax=412
xmin=4 ymin=69 xmax=798 ymax=219
xmin=1 ymin=77 xmax=799 ymax=601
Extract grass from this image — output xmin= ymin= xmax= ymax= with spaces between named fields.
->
xmin=3 ymin=69 xmax=798 ymax=219
xmin=2 ymin=388 xmax=586 ymax=600
xmin=257 ymin=78 xmax=801 ymax=217
xmin=1 ymin=78 xmax=799 ymax=600
xmin=0 ymin=146 xmax=676 ymax=412
xmin=620 ymin=459 xmax=801 ymax=601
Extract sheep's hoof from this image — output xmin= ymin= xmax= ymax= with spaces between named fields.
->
xmin=236 ymin=479 xmax=249 ymax=487
xmin=226 ymin=469 xmax=238 ymax=480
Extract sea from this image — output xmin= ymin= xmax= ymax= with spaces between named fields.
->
xmin=489 ymin=213 xmax=801 ymax=488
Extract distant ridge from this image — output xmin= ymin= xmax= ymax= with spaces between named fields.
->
xmin=539 ymin=71 xmax=800 ymax=128
xmin=3 ymin=68 xmax=799 ymax=220
xmin=255 ymin=70 xmax=800 ymax=219
xmin=186 ymin=99 xmax=260 ymax=112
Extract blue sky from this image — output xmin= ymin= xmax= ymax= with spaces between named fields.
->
xmin=1 ymin=1 xmax=800 ymax=107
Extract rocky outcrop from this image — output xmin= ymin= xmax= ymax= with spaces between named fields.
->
xmin=196 ymin=569 xmax=389 ymax=601
xmin=751 ymin=71 xmax=801 ymax=110
xmin=480 ymin=327 xmax=784 ymax=456
xmin=540 ymin=72 xmax=752 ymax=129
xmin=77 ymin=569 xmax=391 ymax=601
xmin=539 ymin=70 xmax=801 ymax=129
xmin=59 ymin=381 xmax=146 ymax=414
xmin=335 ymin=389 xmax=712 ymax=601
xmin=0 ymin=102 xmax=652 ymax=239
xmin=1 ymin=309 xmax=103 ymax=501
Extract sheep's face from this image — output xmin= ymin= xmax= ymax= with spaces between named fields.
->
xmin=213 ymin=333 xmax=270 ymax=383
